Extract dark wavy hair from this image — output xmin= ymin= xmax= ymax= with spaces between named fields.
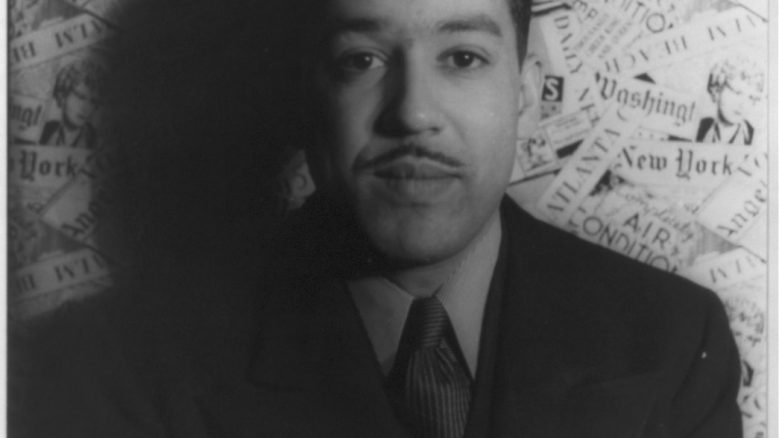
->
xmin=506 ymin=0 xmax=533 ymax=63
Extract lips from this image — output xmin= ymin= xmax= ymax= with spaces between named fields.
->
xmin=372 ymin=160 xmax=461 ymax=180
xmin=366 ymin=159 xmax=462 ymax=202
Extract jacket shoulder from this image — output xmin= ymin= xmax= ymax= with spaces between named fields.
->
xmin=501 ymin=198 xmax=736 ymax=373
xmin=501 ymin=199 xmax=742 ymax=436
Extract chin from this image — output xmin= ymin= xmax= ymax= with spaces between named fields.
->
xmin=360 ymin=210 xmax=472 ymax=267
xmin=385 ymin=236 xmax=459 ymax=266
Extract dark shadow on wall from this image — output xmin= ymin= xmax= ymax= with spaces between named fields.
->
xmin=110 ymin=0 xmax=300 ymax=315
xmin=97 ymin=0 xmax=323 ymax=349
xmin=9 ymin=2 xmax=309 ymax=435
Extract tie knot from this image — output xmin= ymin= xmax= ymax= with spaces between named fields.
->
xmin=404 ymin=297 xmax=450 ymax=350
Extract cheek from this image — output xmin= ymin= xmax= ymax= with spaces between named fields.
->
xmin=68 ymin=97 xmax=86 ymax=113
xmin=459 ymin=87 xmax=520 ymax=176
xmin=321 ymin=90 xmax=376 ymax=182
xmin=721 ymin=92 xmax=741 ymax=110
xmin=735 ymin=95 xmax=751 ymax=110
xmin=63 ymin=98 xmax=77 ymax=115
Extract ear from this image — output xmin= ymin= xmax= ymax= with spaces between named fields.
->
xmin=516 ymin=54 xmax=543 ymax=135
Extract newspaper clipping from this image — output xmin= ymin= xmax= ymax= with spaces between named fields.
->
xmin=508 ymin=1 xmax=769 ymax=434
xmin=8 ymin=0 xmax=123 ymax=319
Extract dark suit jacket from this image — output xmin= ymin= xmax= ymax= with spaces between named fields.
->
xmin=39 ymin=120 xmax=98 ymax=149
xmin=696 ymin=116 xmax=754 ymax=145
xmin=10 ymin=197 xmax=742 ymax=438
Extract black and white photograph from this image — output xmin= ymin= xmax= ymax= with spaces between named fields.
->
xmin=5 ymin=0 xmax=776 ymax=437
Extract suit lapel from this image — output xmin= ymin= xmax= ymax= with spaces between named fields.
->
xmin=246 ymin=276 xmax=411 ymax=438
xmin=490 ymin=200 xmax=659 ymax=438
xmin=489 ymin=199 xmax=566 ymax=437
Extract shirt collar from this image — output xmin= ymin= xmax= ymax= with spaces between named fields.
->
xmin=348 ymin=215 xmax=502 ymax=376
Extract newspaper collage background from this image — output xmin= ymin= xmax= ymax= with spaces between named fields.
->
xmin=7 ymin=0 xmax=770 ymax=435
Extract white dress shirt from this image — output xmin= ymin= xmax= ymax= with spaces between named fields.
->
xmin=348 ymin=216 xmax=502 ymax=377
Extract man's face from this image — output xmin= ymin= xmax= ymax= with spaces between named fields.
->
xmin=62 ymin=82 xmax=99 ymax=129
xmin=312 ymin=0 xmax=528 ymax=266
xmin=716 ymin=78 xmax=761 ymax=126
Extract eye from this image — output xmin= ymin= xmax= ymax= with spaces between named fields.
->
xmin=334 ymin=51 xmax=386 ymax=74
xmin=725 ymin=83 xmax=743 ymax=96
xmin=442 ymin=50 xmax=488 ymax=70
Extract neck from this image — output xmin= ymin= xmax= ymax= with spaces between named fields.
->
xmin=383 ymin=211 xmax=501 ymax=298
xmin=716 ymin=109 xmax=737 ymax=127
xmin=62 ymin=119 xmax=85 ymax=134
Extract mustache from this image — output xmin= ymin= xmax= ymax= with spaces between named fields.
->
xmin=353 ymin=144 xmax=464 ymax=171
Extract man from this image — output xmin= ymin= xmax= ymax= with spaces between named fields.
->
xmin=39 ymin=57 xmax=105 ymax=149
xmin=696 ymin=55 xmax=764 ymax=145
xmin=192 ymin=0 xmax=739 ymax=437
xmin=11 ymin=0 xmax=741 ymax=437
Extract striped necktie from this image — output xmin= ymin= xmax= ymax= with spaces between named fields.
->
xmin=387 ymin=297 xmax=472 ymax=438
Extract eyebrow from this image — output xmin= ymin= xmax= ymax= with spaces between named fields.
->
xmin=435 ymin=14 xmax=503 ymax=38
xmin=324 ymin=17 xmax=389 ymax=39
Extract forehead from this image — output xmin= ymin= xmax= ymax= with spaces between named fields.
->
xmin=321 ymin=0 xmax=515 ymax=39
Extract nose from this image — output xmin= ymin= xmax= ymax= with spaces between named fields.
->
xmin=376 ymin=56 xmax=443 ymax=137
